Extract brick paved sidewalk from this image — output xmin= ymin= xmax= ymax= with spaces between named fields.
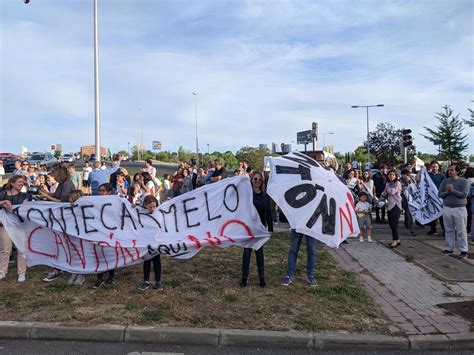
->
xmin=274 ymin=220 xmax=473 ymax=336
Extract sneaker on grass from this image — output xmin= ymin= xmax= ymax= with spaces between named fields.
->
xmin=281 ymin=276 xmax=292 ymax=286
xmin=0 ymin=273 xmax=6 ymax=280
xmin=67 ymin=274 xmax=78 ymax=285
xmin=74 ymin=274 xmax=86 ymax=285
xmin=307 ymin=276 xmax=317 ymax=287
xmin=137 ymin=281 xmax=150 ymax=291
xmin=459 ymin=252 xmax=468 ymax=260
xmin=441 ymin=250 xmax=454 ymax=256
xmin=93 ymin=279 xmax=104 ymax=289
xmin=18 ymin=273 xmax=26 ymax=282
xmin=43 ymin=271 xmax=60 ymax=282
xmin=153 ymin=281 xmax=164 ymax=291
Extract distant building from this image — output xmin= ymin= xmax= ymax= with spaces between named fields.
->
xmin=259 ymin=144 xmax=268 ymax=150
xmin=80 ymin=145 xmax=107 ymax=158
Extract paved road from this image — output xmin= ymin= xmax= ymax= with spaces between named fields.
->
xmin=1 ymin=339 xmax=470 ymax=355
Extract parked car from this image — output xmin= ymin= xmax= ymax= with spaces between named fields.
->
xmin=62 ymin=154 xmax=75 ymax=163
xmin=28 ymin=152 xmax=57 ymax=168
xmin=2 ymin=156 xmax=21 ymax=173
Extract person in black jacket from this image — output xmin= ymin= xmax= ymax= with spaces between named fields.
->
xmin=240 ymin=171 xmax=273 ymax=288
xmin=373 ymin=164 xmax=388 ymax=222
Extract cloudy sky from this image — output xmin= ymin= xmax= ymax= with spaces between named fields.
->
xmin=1 ymin=0 xmax=473 ymax=156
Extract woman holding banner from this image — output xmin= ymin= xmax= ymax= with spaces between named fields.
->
xmin=0 ymin=175 xmax=29 ymax=282
xmin=382 ymin=170 xmax=403 ymax=248
xmin=240 ymin=171 xmax=273 ymax=288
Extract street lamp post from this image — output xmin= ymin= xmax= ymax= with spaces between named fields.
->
xmin=319 ymin=132 xmax=334 ymax=149
xmin=207 ymin=143 xmax=210 ymax=155
xmin=93 ymin=0 xmax=101 ymax=162
xmin=127 ymin=142 xmax=130 ymax=159
xmin=351 ymin=104 xmax=384 ymax=166
xmin=193 ymin=92 xmax=199 ymax=167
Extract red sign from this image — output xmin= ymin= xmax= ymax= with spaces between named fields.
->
xmin=50 ymin=145 xmax=56 ymax=150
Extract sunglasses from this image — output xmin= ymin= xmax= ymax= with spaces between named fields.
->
xmin=253 ymin=178 xmax=262 ymax=181
xmin=22 ymin=163 xmax=29 ymax=166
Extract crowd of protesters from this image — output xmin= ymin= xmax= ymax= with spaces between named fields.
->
xmin=339 ymin=160 xmax=473 ymax=259
xmin=0 ymin=155 xmax=472 ymax=290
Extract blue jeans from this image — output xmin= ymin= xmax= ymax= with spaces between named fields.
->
xmin=285 ymin=229 xmax=316 ymax=279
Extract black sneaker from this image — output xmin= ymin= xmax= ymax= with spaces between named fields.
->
xmin=259 ymin=277 xmax=266 ymax=288
xmin=428 ymin=230 xmax=438 ymax=235
xmin=93 ymin=279 xmax=104 ymax=289
xmin=441 ymin=250 xmax=454 ymax=256
xmin=153 ymin=281 xmax=164 ymax=291
xmin=137 ymin=281 xmax=150 ymax=291
xmin=105 ymin=279 xmax=115 ymax=285
xmin=42 ymin=271 xmax=60 ymax=282
xmin=240 ymin=278 xmax=248 ymax=288
xmin=459 ymin=252 xmax=468 ymax=260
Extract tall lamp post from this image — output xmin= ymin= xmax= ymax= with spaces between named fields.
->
xmin=207 ymin=143 xmax=210 ymax=155
xmin=351 ymin=104 xmax=384 ymax=166
xmin=319 ymin=132 xmax=334 ymax=149
xmin=93 ymin=0 xmax=101 ymax=162
xmin=192 ymin=92 xmax=199 ymax=167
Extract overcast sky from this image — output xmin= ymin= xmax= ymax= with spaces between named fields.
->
xmin=1 ymin=0 xmax=473 ymax=156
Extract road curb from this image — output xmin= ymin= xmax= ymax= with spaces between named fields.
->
xmin=0 ymin=321 xmax=472 ymax=350
xmin=219 ymin=329 xmax=313 ymax=349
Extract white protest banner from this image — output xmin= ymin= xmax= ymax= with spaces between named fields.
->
xmin=0 ymin=176 xmax=270 ymax=273
xmin=406 ymin=167 xmax=443 ymax=224
xmin=266 ymin=152 xmax=360 ymax=247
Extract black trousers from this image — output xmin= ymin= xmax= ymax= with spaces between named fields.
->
xmin=143 ymin=255 xmax=161 ymax=283
xmin=242 ymin=247 xmax=264 ymax=279
xmin=387 ymin=206 xmax=402 ymax=241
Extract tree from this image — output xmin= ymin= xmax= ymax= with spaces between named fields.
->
xmin=421 ymin=105 xmax=469 ymax=163
xmin=235 ymin=146 xmax=275 ymax=171
xmin=364 ymin=122 xmax=416 ymax=165
xmin=352 ymin=145 xmax=368 ymax=165
xmin=177 ymin=146 xmax=194 ymax=163
xmin=464 ymin=108 xmax=474 ymax=127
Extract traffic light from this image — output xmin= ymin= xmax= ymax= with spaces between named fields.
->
xmin=402 ymin=129 xmax=412 ymax=147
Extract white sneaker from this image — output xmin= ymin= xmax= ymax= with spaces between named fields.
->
xmin=67 ymin=273 xmax=78 ymax=285
xmin=18 ymin=273 xmax=26 ymax=282
xmin=359 ymin=236 xmax=364 ymax=242
xmin=74 ymin=274 xmax=86 ymax=285
xmin=0 ymin=272 xmax=6 ymax=280
xmin=368 ymin=236 xmax=373 ymax=242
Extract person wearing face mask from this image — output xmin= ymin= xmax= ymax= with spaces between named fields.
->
xmin=438 ymin=164 xmax=470 ymax=259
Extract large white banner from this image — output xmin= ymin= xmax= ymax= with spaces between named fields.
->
xmin=0 ymin=176 xmax=270 ymax=273
xmin=406 ymin=168 xmax=443 ymax=224
xmin=266 ymin=152 xmax=360 ymax=248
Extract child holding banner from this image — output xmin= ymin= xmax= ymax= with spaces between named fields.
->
xmin=137 ymin=195 xmax=164 ymax=291
xmin=240 ymin=171 xmax=273 ymax=288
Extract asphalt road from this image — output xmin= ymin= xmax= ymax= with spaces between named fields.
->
xmin=0 ymin=340 xmax=468 ymax=355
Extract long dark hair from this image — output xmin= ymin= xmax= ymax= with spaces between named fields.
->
xmin=141 ymin=171 xmax=153 ymax=184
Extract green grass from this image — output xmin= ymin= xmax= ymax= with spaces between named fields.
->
xmin=141 ymin=303 xmax=171 ymax=322
xmin=46 ymin=282 xmax=72 ymax=292
xmin=224 ymin=294 xmax=238 ymax=303
xmin=124 ymin=301 xmax=139 ymax=311
xmin=0 ymin=292 xmax=22 ymax=308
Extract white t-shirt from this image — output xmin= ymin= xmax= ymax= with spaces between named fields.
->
xmin=355 ymin=201 xmax=371 ymax=217
xmin=140 ymin=181 xmax=156 ymax=203
xmin=352 ymin=161 xmax=359 ymax=169
xmin=82 ymin=166 xmax=92 ymax=180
